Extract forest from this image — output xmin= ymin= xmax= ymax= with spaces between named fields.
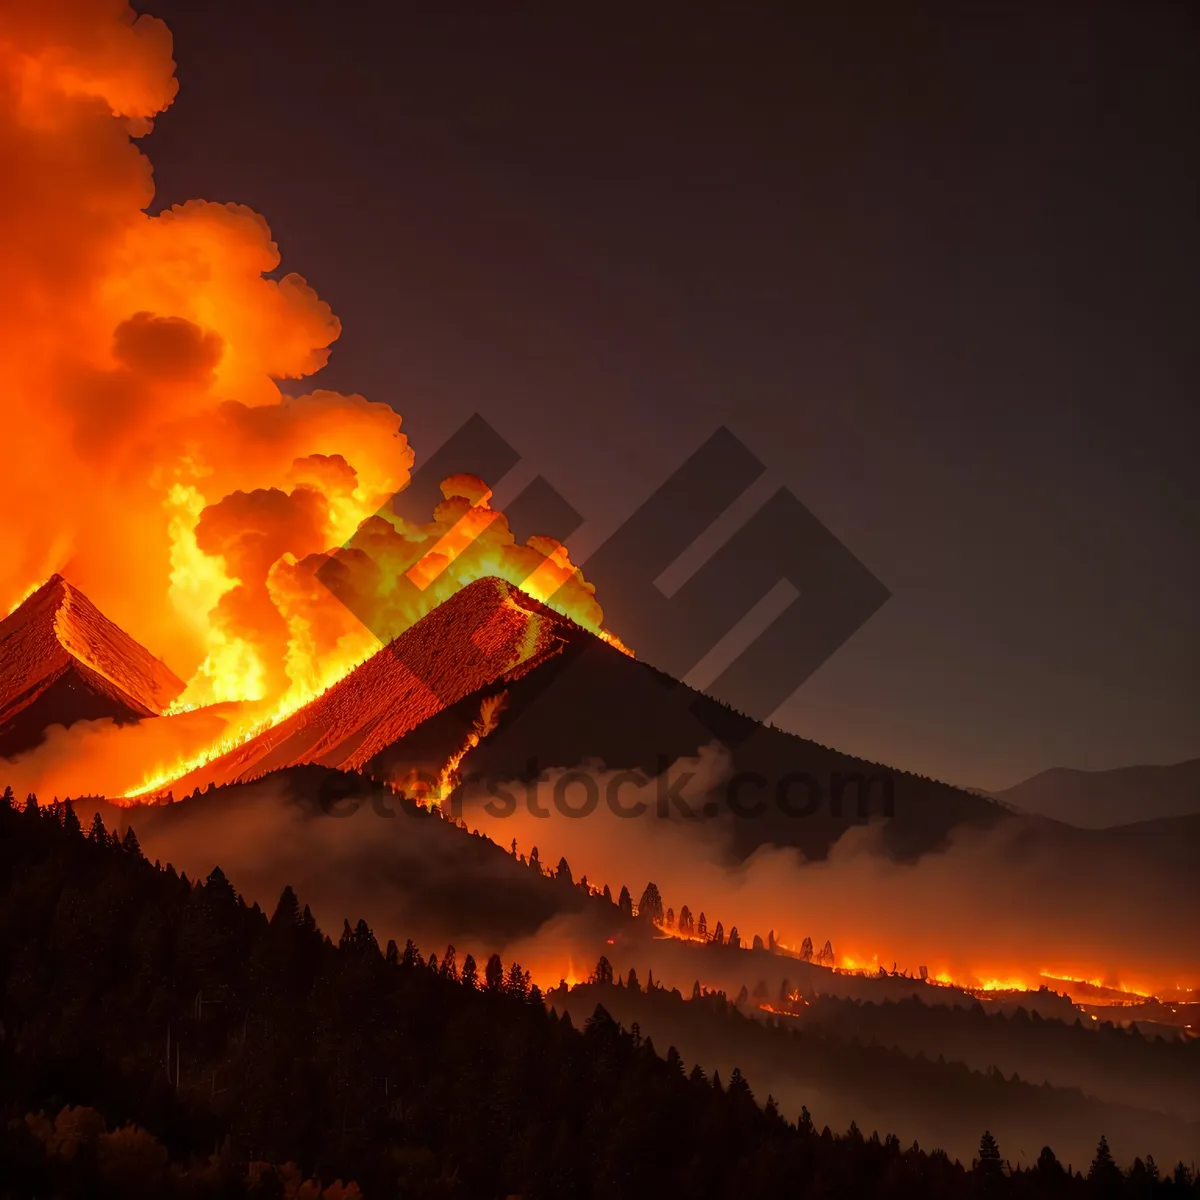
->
xmin=1 ymin=786 xmax=1197 ymax=1199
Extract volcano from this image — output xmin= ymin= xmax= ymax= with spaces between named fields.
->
xmin=162 ymin=574 xmax=1001 ymax=860
xmin=0 ymin=575 xmax=185 ymax=758
xmin=165 ymin=576 xmax=585 ymax=792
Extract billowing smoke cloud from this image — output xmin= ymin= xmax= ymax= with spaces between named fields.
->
xmin=457 ymin=746 xmax=1200 ymax=997
xmin=0 ymin=0 xmax=618 ymax=777
xmin=0 ymin=1 xmax=412 ymax=698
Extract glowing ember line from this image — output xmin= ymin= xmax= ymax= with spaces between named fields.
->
xmin=6 ymin=580 xmax=43 ymax=615
xmin=424 ymin=690 xmax=508 ymax=806
xmin=123 ymin=653 xmax=370 ymax=798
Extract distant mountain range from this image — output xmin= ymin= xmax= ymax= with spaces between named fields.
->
xmin=989 ymin=760 xmax=1200 ymax=829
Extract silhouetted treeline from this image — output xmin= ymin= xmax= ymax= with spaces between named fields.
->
xmin=551 ymin=976 xmax=1200 ymax=1185
xmin=791 ymin=991 xmax=1200 ymax=1122
xmin=2 ymin=787 xmax=1197 ymax=1199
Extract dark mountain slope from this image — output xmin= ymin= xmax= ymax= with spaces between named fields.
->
xmin=166 ymin=577 xmax=582 ymax=794
xmin=157 ymin=576 xmax=1003 ymax=862
xmin=76 ymin=765 xmax=625 ymax=954
xmin=368 ymin=616 xmax=1006 ymax=862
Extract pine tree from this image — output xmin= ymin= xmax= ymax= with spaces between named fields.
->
xmin=977 ymin=1130 xmax=1003 ymax=1179
xmin=711 ymin=921 xmax=724 ymax=946
xmin=665 ymin=1046 xmax=686 ymax=1079
xmin=617 ymin=885 xmax=633 ymax=917
xmin=504 ymin=962 xmax=530 ymax=998
xmin=121 ymin=826 xmax=141 ymax=857
xmin=800 ymin=936 xmax=813 ymax=962
xmin=204 ymin=866 xmax=236 ymax=907
xmin=555 ymin=856 xmax=573 ymax=884
xmin=270 ymin=886 xmax=301 ymax=929
xmin=592 ymin=955 xmax=613 ymax=985
xmin=1088 ymin=1134 xmax=1121 ymax=1191
xmin=63 ymin=801 xmax=81 ymax=836
xmin=461 ymin=954 xmax=478 ymax=989
xmin=354 ymin=918 xmax=380 ymax=956
xmin=637 ymin=882 xmax=664 ymax=924
xmin=88 ymin=812 xmax=107 ymax=843
xmin=728 ymin=1067 xmax=753 ymax=1101
xmin=485 ymin=953 xmax=504 ymax=991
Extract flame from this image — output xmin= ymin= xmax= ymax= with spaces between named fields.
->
xmin=0 ymin=0 xmax=634 ymax=813
xmin=6 ymin=580 xmax=44 ymax=615
xmin=1 ymin=0 xmax=628 ymax=805
xmin=654 ymin=919 xmax=709 ymax=945
xmin=407 ymin=689 xmax=509 ymax=807
xmin=647 ymin=915 xmax=1165 ymax=1009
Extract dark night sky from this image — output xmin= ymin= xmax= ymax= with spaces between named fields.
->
xmin=142 ymin=1 xmax=1198 ymax=792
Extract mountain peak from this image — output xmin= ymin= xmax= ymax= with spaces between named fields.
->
xmin=0 ymin=576 xmax=185 ymax=757
xmin=162 ymin=574 xmax=588 ymax=792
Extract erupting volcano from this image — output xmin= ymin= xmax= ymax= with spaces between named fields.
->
xmin=133 ymin=575 xmax=583 ymax=796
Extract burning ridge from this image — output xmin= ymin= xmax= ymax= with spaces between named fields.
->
xmin=156 ymin=576 xmax=585 ymax=793
xmin=0 ymin=575 xmax=184 ymax=757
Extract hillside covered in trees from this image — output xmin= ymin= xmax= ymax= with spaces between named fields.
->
xmin=1 ymin=786 xmax=1197 ymax=1199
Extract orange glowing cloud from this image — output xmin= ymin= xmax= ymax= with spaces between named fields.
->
xmin=0 ymin=0 xmax=622 ymax=772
